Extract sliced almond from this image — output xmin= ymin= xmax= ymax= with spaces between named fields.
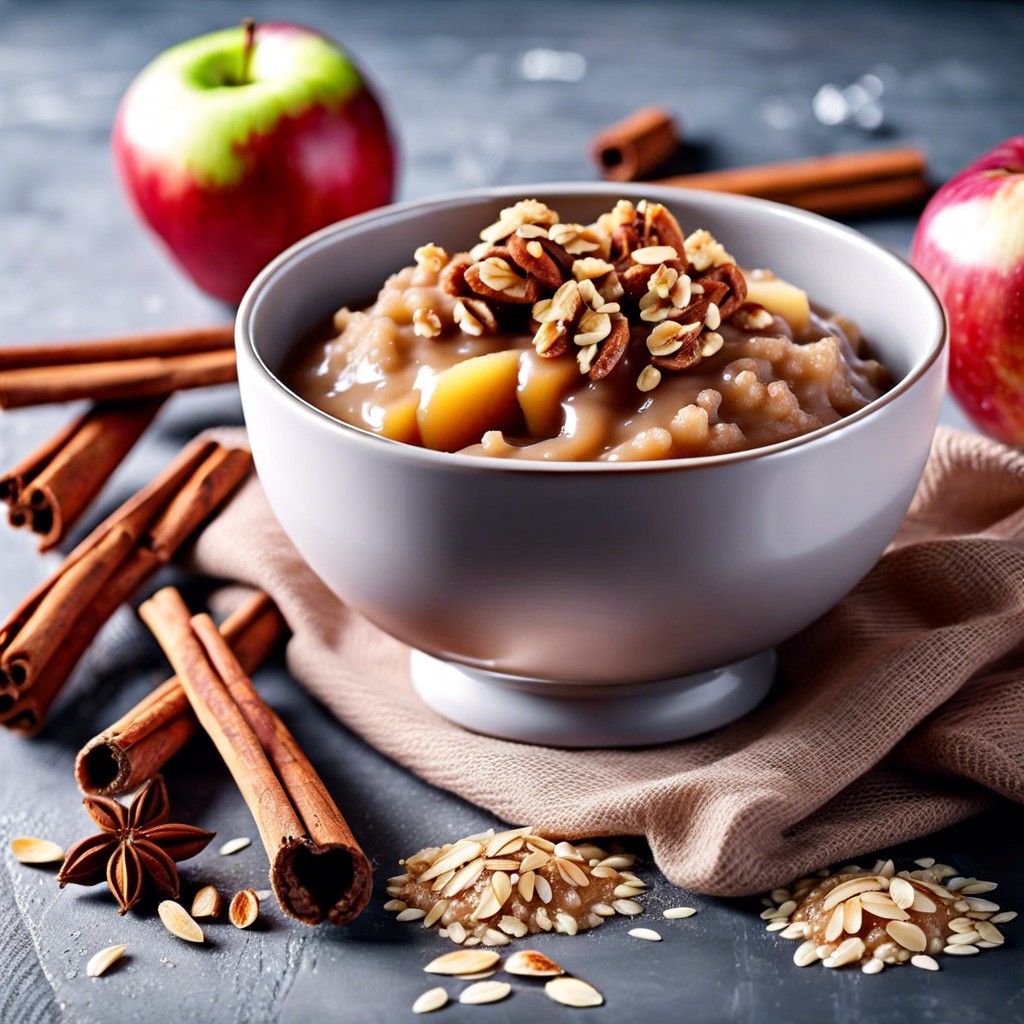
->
xmin=420 ymin=841 xmax=483 ymax=882
xmin=158 ymin=900 xmax=204 ymax=943
xmin=228 ymin=889 xmax=260 ymax=929
xmin=424 ymin=949 xmax=501 ymax=976
xmin=888 ymin=877 xmax=916 ymax=910
xmin=556 ymin=858 xmax=590 ymax=887
xmin=412 ymin=987 xmax=449 ymax=1014
xmin=821 ymin=877 xmax=884 ymax=911
xmin=793 ymin=940 xmax=820 ymax=967
xmin=885 ymin=920 xmax=927 ymax=952
xmin=397 ymin=908 xmax=428 ymax=923
xmin=441 ymin=857 xmax=485 ymax=898
xmin=459 ymin=980 xmax=511 ymax=1006
xmin=629 ymin=927 xmax=662 ymax=941
xmin=423 ymin=900 xmax=448 ymax=929
xmin=823 ymin=936 xmax=866 ymax=968
xmin=611 ymin=898 xmax=643 ymax=916
xmin=911 ymin=954 xmax=940 ymax=971
xmin=843 ymin=895 xmax=863 ymax=934
xmin=10 ymin=837 xmax=65 ymax=864
xmin=505 ymin=949 xmax=564 ymax=977
xmin=86 ymin=944 xmax=126 ymax=978
xmin=485 ymin=827 xmax=531 ymax=858
xmin=545 ymin=976 xmax=604 ymax=1008
xmin=824 ymin=904 xmax=845 ymax=943
xmin=191 ymin=885 xmax=223 ymax=919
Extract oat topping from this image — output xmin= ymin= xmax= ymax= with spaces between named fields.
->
xmin=764 ymin=857 xmax=1015 ymax=973
xmin=385 ymin=828 xmax=645 ymax=945
xmin=413 ymin=197 xmax=750 ymax=393
xmin=414 ymin=243 xmax=450 ymax=275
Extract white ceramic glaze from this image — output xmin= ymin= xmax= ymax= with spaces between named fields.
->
xmin=236 ymin=184 xmax=947 ymax=743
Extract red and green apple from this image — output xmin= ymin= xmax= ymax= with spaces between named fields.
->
xmin=113 ymin=21 xmax=397 ymax=304
xmin=910 ymin=136 xmax=1024 ymax=445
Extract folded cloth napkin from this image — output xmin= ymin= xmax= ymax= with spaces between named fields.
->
xmin=190 ymin=426 xmax=1024 ymax=896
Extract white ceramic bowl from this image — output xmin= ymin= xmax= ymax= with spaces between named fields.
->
xmin=236 ymin=184 xmax=946 ymax=746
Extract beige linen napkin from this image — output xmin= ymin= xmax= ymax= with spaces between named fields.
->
xmin=190 ymin=426 xmax=1024 ymax=896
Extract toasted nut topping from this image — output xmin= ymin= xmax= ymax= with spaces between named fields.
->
xmin=453 ymin=300 xmax=484 ymax=337
xmin=481 ymin=199 xmax=558 ymax=243
xmin=572 ymin=257 xmax=616 ymax=281
xmin=413 ymin=307 xmax=442 ymax=338
xmin=632 ymin=245 xmax=679 ymax=265
xmin=685 ymin=228 xmax=733 ymax=270
xmin=414 ymin=243 xmax=449 ymax=274
xmin=637 ymin=365 xmax=662 ymax=392
xmin=700 ymin=332 xmax=725 ymax=358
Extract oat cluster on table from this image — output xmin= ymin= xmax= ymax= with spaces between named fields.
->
xmin=763 ymin=855 xmax=1015 ymax=973
xmin=385 ymin=826 xmax=645 ymax=946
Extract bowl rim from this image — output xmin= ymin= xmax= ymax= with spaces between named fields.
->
xmin=237 ymin=182 xmax=948 ymax=475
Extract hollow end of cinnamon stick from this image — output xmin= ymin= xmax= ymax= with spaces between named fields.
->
xmin=274 ymin=838 xmax=373 ymax=927
xmin=591 ymin=106 xmax=681 ymax=182
xmin=75 ymin=738 xmax=129 ymax=794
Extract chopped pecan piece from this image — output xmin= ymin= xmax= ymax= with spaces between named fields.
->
xmin=508 ymin=232 xmax=567 ymax=290
xmin=588 ymin=315 xmax=631 ymax=380
xmin=441 ymin=255 xmax=473 ymax=297
xmin=695 ymin=262 xmax=748 ymax=319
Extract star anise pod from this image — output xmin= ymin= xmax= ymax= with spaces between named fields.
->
xmin=57 ymin=775 xmax=214 ymax=914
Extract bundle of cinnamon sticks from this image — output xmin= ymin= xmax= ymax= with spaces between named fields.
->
xmin=1 ymin=319 xmax=373 ymax=927
xmin=0 ymin=325 xmax=235 ymax=549
xmin=0 ymin=437 xmax=252 ymax=734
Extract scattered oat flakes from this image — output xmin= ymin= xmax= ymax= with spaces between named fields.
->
xmin=459 ymin=980 xmax=511 ymax=1005
xmin=545 ymin=976 xmax=604 ymax=1008
xmin=412 ymin=987 xmax=448 ymax=1014
xmin=10 ymin=837 xmax=65 ymax=864
xmin=663 ymin=907 xmax=697 ymax=920
xmin=86 ymin=944 xmax=126 ymax=978
xmin=424 ymin=949 xmax=501 ymax=976
xmin=217 ymin=837 xmax=251 ymax=856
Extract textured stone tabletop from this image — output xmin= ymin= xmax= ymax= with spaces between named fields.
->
xmin=1 ymin=1 xmax=1022 ymax=1022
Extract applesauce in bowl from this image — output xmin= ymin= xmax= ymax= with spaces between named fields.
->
xmin=282 ymin=198 xmax=891 ymax=462
xmin=236 ymin=184 xmax=946 ymax=746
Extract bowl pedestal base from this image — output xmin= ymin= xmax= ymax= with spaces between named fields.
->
xmin=408 ymin=649 xmax=775 ymax=747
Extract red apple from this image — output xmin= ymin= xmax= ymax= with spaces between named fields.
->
xmin=113 ymin=21 xmax=397 ymax=304
xmin=910 ymin=136 xmax=1024 ymax=445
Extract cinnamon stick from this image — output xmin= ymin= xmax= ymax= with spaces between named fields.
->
xmin=76 ymin=591 xmax=286 ymax=796
xmin=1 ymin=398 xmax=165 ymax=549
xmin=591 ymin=106 xmax=681 ymax=182
xmin=139 ymin=587 xmax=372 ymax=927
xmin=0 ymin=324 xmax=234 ymax=371
xmin=0 ymin=349 xmax=236 ymax=409
xmin=0 ymin=438 xmax=252 ymax=735
xmin=647 ymin=147 xmax=931 ymax=216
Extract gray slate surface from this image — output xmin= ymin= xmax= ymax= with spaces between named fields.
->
xmin=1 ymin=1 xmax=1023 ymax=1022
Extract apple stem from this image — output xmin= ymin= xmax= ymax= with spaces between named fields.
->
xmin=240 ymin=17 xmax=256 ymax=85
